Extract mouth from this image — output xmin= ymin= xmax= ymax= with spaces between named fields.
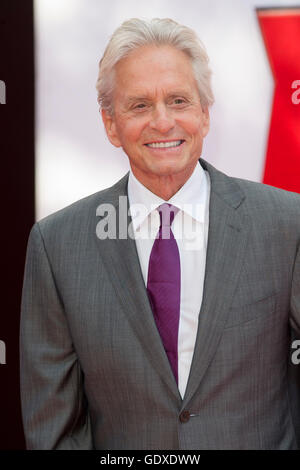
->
xmin=144 ymin=139 xmax=185 ymax=149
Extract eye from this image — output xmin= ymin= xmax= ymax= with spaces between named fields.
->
xmin=133 ymin=103 xmax=148 ymax=110
xmin=174 ymin=98 xmax=185 ymax=104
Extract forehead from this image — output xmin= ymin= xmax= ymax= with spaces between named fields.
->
xmin=113 ymin=44 xmax=198 ymax=98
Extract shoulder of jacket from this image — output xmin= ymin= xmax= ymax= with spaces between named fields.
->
xmin=35 ymin=172 xmax=129 ymax=236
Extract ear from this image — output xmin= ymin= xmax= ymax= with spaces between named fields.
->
xmin=202 ymin=106 xmax=210 ymax=137
xmin=101 ymin=109 xmax=122 ymax=148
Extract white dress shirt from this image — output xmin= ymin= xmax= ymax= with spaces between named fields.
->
xmin=127 ymin=161 xmax=210 ymax=399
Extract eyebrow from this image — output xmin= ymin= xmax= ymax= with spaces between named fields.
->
xmin=125 ymin=96 xmax=152 ymax=104
xmin=124 ymin=91 xmax=194 ymax=105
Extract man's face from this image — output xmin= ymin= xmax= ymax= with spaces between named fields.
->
xmin=102 ymin=44 xmax=209 ymax=185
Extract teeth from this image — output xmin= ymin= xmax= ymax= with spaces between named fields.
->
xmin=146 ymin=140 xmax=183 ymax=148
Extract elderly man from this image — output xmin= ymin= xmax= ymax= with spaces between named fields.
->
xmin=20 ymin=18 xmax=300 ymax=450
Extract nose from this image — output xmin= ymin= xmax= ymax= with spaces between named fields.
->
xmin=149 ymin=103 xmax=175 ymax=134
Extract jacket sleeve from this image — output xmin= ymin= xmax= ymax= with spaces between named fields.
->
xmin=19 ymin=222 xmax=93 ymax=449
xmin=290 ymin=241 xmax=300 ymax=335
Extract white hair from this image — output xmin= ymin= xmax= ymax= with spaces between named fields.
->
xmin=96 ymin=18 xmax=214 ymax=115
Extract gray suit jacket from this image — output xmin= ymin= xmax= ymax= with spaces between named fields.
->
xmin=19 ymin=158 xmax=300 ymax=449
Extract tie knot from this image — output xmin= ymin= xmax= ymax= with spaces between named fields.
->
xmin=157 ymin=203 xmax=179 ymax=228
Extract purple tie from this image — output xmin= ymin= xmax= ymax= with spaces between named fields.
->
xmin=147 ymin=203 xmax=181 ymax=385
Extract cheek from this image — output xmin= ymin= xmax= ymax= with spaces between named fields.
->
xmin=118 ymin=120 xmax=145 ymax=145
xmin=179 ymin=114 xmax=204 ymax=138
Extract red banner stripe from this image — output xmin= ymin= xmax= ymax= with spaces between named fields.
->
xmin=257 ymin=9 xmax=300 ymax=193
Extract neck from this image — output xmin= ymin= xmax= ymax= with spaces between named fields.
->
xmin=131 ymin=163 xmax=197 ymax=200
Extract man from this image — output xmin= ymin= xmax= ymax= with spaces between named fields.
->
xmin=20 ymin=18 xmax=300 ymax=449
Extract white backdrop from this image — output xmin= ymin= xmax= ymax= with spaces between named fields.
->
xmin=34 ymin=0 xmax=299 ymax=219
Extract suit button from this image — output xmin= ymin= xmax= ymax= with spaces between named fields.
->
xmin=179 ymin=410 xmax=190 ymax=423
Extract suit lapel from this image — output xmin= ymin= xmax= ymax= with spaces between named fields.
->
xmin=94 ymin=160 xmax=250 ymax=408
xmin=94 ymin=174 xmax=182 ymax=403
xmin=181 ymin=159 xmax=251 ymax=408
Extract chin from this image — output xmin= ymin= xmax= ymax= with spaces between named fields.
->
xmin=150 ymin=164 xmax=181 ymax=176
xmin=157 ymin=161 xmax=189 ymax=174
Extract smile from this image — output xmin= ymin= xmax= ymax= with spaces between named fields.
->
xmin=145 ymin=140 xmax=184 ymax=148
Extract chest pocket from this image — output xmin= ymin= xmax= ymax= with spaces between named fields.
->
xmin=224 ymin=293 xmax=277 ymax=329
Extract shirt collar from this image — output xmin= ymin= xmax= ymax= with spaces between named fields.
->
xmin=127 ymin=160 xmax=208 ymax=232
